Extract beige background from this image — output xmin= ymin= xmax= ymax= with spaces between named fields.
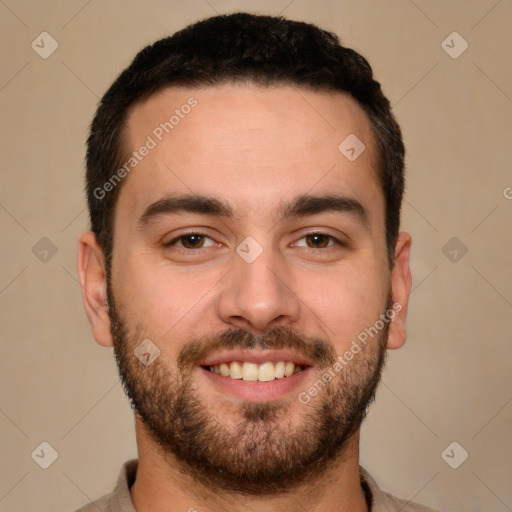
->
xmin=1 ymin=0 xmax=511 ymax=510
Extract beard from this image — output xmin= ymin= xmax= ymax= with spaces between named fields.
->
xmin=107 ymin=278 xmax=390 ymax=496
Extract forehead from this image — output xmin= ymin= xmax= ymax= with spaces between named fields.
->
xmin=117 ymin=84 xmax=382 ymax=227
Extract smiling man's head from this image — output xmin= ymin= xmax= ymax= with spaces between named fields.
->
xmin=78 ymin=12 xmax=412 ymax=500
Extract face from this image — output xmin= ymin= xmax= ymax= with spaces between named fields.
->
xmin=80 ymin=84 xmax=412 ymax=495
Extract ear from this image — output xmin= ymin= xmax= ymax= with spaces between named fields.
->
xmin=77 ymin=231 xmax=113 ymax=347
xmin=386 ymin=231 xmax=412 ymax=350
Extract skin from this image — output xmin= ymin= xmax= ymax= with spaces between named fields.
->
xmin=77 ymin=84 xmax=412 ymax=512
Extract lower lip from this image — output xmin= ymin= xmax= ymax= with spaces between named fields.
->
xmin=199 ymin=366 xmax=313 ymax=402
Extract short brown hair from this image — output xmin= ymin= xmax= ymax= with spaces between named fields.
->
xmin=86 ymin=12 xmax=405 ymax=270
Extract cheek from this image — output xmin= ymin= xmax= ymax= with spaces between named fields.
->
xmin=297 ymin=263 xmax=388 ymax=345
xmin=114 ymin=253 xmax=218 ymax=336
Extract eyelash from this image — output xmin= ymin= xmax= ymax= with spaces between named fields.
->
xmin=163 ymin=232 xmax=346 ymax=251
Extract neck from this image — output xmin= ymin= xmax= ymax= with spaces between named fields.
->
xmin=130 ymin=416 xmax=368 ymax=512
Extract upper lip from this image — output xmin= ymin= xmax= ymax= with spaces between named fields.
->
xmin=200 ymin=349 xmax=314 ymax=367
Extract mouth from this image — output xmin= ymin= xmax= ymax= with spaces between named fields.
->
xmin=202 ymin=360 xmax=305 ymax=382
xmin=198 ymin=350 xmax=314 ymax=401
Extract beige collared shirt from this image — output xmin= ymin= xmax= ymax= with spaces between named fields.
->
xmin=74 ymin=459 xmax=442 ymax=512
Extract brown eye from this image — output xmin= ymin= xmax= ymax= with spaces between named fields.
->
xmin=164 ymin=233 xmax=215 ymax=249
xmin=180 ymin=234 xmax=205 ymax=249
xmin=305 ymin=233 xmax=331 ymax=249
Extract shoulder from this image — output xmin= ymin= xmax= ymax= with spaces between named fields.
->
xmin=360 ymin=466 xmax=443 ymax=512
xmin=72 ymin=493 xmax=110 ymax=512
xmin=376 ymin=488 xmax=443 ymax=511
xmin=71 ymin=459 xmax=138 ymax=512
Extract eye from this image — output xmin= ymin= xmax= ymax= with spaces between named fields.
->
xmin=164 ymin=233 xmax=217 ymax=250
xmin=293 ymin=233 xmax=344 ymax=249
xmin=163 ymin=231 xmax=345 ymax=252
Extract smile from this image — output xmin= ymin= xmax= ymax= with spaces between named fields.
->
xmin=203 ymin=361 xmax=304 ymax=382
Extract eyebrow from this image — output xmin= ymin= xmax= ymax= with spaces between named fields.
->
xmin=137 ymin=193 xmax=370 ymax=229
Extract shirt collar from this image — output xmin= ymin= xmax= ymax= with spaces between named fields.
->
xmin=109 ymin=459 xmax=381 ymax=511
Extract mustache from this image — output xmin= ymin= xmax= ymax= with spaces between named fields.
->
xmin=177 ymin=325 xmax=337 ymax=370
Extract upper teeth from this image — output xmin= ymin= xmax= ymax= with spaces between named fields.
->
xmin=208 ymin=361 xmax=302 ymax=381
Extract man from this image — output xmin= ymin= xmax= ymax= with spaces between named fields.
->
xmin=76 ymin=12 xmax=440 ymax=512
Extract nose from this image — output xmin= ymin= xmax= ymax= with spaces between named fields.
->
xmin=216 ymin=244 xmax=301 ymax=333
